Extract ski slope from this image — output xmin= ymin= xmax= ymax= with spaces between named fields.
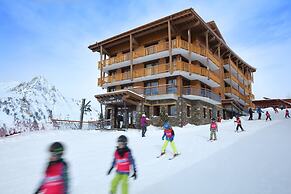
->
xmin=0 ymin=109 xmax=290 ymax=194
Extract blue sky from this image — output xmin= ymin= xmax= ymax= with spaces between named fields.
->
xmin=0 ymin=0 xmax=291 ymax=101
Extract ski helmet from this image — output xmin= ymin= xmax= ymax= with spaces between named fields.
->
xmin=49 ymin=142 xmax=64 ymax=156
xmin=117 ymin=135 xmax=128 ymax=144
xmin=163 ymin=122 xmax=171 ymax=129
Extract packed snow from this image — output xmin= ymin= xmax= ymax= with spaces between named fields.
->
xmin=0 ymin=108 xmax=290 ymax=194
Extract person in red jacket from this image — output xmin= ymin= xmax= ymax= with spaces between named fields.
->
xmin=107 ymin=135 xmax=137 ymax=194
xmin=209 ymin=118 xmax=218 ymax=141
xmin=234 ymin=116 xmax=245 ymax=132
xmin=266 ymin=111 xmax=272 ymax=121
xmin=35 ymin=142 xmax=69 ymax=194
xmin=285 ymin=109 xmax=290 ymax=118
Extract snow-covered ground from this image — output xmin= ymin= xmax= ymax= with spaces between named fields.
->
xmin=0 ymin=108 xmax=290 ymax=194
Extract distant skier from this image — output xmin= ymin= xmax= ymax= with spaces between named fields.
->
xmin=234 ymin=116 xmax=245 ymax=132
xmin=140 ymin=114 xmax=149 ymax=137
xmin=274 ymin=107 xmax=279 ymax=113
xmin=209 ymin=118 xmax=218 ymax=141
xmin=248 ymin=108 xmax=254 ymax=120
xmin=159 ymin=122 xmax=179 ymax=157
xmin=256 ymin=107 xmax=264 ymax=120
xmin=107 ymin=135 xmax=137 ymax=194
xmin=266 ymin=111 xmax=272 ymax=121
xmin=34 ymin=142 xmax=69 ymax=194
xmin=285 ymin=109 xmax=290 ymax=118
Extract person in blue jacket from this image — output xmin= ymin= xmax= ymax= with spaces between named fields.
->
xmin=256 ymin=107 xmax=264 ymax=120
xmin=160 ymin=122 xmax=178 ymax=157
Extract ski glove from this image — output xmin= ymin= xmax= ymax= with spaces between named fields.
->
xmin=130 ymin=170 xmax=137 ymax=180
xmin=107 ymin=166 xmax=114 ymax=175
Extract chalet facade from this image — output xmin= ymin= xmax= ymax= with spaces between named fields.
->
xmin=89 ymin=8 xmax=256 ymax=128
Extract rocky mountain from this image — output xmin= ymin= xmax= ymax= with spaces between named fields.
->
xmin=0 ymin=76 xmax=98 ymax=132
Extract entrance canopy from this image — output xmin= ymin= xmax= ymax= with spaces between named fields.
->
xmin=95 ymin=89 xmax=144 ymax=106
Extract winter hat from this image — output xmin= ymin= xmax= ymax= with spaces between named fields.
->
xmin=163 ymin=122 xmax=171 ymax=129
xmin=142 ymin=114 xmax=146 ymax=117
xmin=117 ymin=135 xmax=128 ymax=144
xmin=49 ymin=142 xmax=64 ymax=157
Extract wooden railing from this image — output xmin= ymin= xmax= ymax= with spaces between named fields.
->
xmin=224 ymin=72 xmax=245 ymax=89
xmin=99 ymin=61 xmax=220 ymax=86
xmin=100 ymin=39 xmax=221 ymax=68
xmin=129 ymin=84 xmax=177 ymax=96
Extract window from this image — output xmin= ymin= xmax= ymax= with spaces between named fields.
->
xmin=153 ymin=106 xmax=160 ymax=116
xmin=168 ymin=105 xmax=177 ymax=116
xmin=106 ymin=109 xmax=112 ymax=119
xmin=167 ymin=78 xmax=177 ymax=94
xmin=203 ymin=107 xmax=206 ymax=118
xmin=108 ymin=87 xmax=116 ymax=92
xmin=144 ymin=106 xmax=150 ymax=117
xmin=209 ymin=109 xmax=212 ymax=119
xmin=187 ymin=105 xmax=191 ymax=117
xmin=144 ymin=81 xmax=158 ymax=96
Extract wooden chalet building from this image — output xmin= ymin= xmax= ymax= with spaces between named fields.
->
xmin=89 ymin=8 xmax=256 ymax=128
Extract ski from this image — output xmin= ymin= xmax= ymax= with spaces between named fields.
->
xmin=156 ymin=153 xmax=166 ymax=158
xmin=168 ymin=153 xmax=180 ymax=160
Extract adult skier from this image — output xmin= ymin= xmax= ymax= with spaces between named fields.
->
xmin=159 ymin=122 xmax=179 ymax=158
xmin=248 ymin=107 xmax=254 ymax=120
xmin=209 ymin=118 xmax=218 ymax=141
xmin=234 ymin=116 xmax=245 ymax=132
xmin=140 ymin=114 xmax=149 ymax=137
xmin=34 ymin=142 xmax=69 ymax=194
xmin=107 ymin=135 xmax=137 ymax=194
xmin=256 ymin=107 xmax=264 ymax=120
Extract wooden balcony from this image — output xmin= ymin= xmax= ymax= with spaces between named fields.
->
xmin=100 ymin=38 xmax=221 ymax=68
xmin=224 ymin=72 xmax=245 ymax=90
xmin=99 ymin=61 xmax=220 ymax=86
xmin=183 ymin=86 xmax=221 ymax=102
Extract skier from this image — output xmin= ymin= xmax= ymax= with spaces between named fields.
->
xmin=248 ymin=107 xmax=254 ymax=120
xmin=256 ymin=107 xmax=264 ymax=120
xmin=34 ymin=142 xmax=69 ymax=194
xmin=159 ymin=122 xmax=179 ymax=157
xmin=234 ymin=116 xmax=245 ymax=132
xmin=285 ymin=109 xmax=290 ymax=118
xmin=140 ymin=113 xmax=149 ymax=137
xmin=107 ymin=135 xmax=137 ymax=194
xmin=209 ymin=118 xmax=218 ymax=141
xmin=266 ymin=111 xmax=272 ymax=121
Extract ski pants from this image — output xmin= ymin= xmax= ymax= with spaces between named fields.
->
xmin=210 ymin=130 xmax=217 ymax=140
xmin=266 ymin=116 xmax=271 ymax=121
xmin=236 ymin=124 xmax=244 ymax=131
xmin=110 ymin=173 xmax=129 ymax=194
xmin=258 ymin=113 xmax=262 ymax=120
xmin=141 ymin=126 xmax=147 ymax=137
xmin=161 ymin=140 xmax=178 ymax=154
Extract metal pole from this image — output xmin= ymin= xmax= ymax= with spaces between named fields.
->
xmin=79 ymin=98 xmax=86 ymax=129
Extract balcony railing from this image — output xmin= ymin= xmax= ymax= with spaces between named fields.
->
xmin=225 ymin=86 xmax=247 ymax=102
xmin=129 ymin=84 xmax=177 ymax=96
xmin=100 ymin=61 xmax=220 ymax=86
xmin=99 ymin=38 xmax=221 ymax=68
xmin=183 ymin=86 xmax=221 ymax=102
xmin=224 ymin=72 xmax=245 ymax=90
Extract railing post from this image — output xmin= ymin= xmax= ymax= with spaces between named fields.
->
xmin=130 ymin=34 xmax=133 ymax=81
xmin=168 ymin=20 xmax=173 ymax=74
xmin=100 ymin=45 xmax=103 ymax=85
xmin=188 ymin=29 xmax=191 ymax=74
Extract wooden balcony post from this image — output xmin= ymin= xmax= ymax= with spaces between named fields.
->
xmin=236 ymin=60 xmax=240 ymax=93
xmin=130 ymin=34 xmax=133 ymax=80
xmin=168 ymin=20 xmax=173 ymax=74
xmin=205 ymin=31 xmax=210 ymax=79
xmin=228 ymin=55 xmax=232 ymax=96
xmin=187 ymin=29 xmax=191 ymax=74
xmin=218 ymin=44 xmax=224 ymax=99
xmin=103 ymin=54 xmax=106 ymax=84
xmin=100 ymin=45 xmax=103 ymax=84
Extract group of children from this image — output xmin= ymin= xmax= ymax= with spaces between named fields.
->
xmin=35 ymin=108 xmax=290 ymax=194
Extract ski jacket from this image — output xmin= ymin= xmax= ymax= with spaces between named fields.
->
xmin=140 ymin=116 xmax=147 ymax=127
xmin=162 ymin=128 xmax=175 ymax=141
xmin=111 ymin=147 xmax=136 ymax=174
xmin=266 ymin=112 xmax=270 ymax=117
xmin=210 ymin=122 xmax=218 ymax=131
xmin=36 ymin=159 xmax=69 ymax=194
xmin=235 ymin=118 xmax=241 ymax=125
xmin=286 ymin=110 xmax=289 ymax=115
xmin=256 ymin=108 xmax=264 ymax=113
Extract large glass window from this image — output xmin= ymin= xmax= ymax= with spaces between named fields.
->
xmin=168 ymin=105 xmax=177 ymax=116
xmin=144 ymin=81 xmax=158 ymax=95
xmin=167 ymin=78 xmax=177 ymax=94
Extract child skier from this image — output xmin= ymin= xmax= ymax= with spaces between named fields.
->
xmin=266 ymin=111 xmax=272 ymax=121
xmin=285 ymin=109 xmax=290 ymax=118
xmin=234 ymin=116 xmax=245 ymax=132
xmin=107 ymin=135 xmax=137 ymax=194
xmin=34 ymin=142 xmax=69 ymax=194
xmin=209 ymin=118 xmax=218 ymax=141
xmin=159 ymin=122 xmax=179 ymax=157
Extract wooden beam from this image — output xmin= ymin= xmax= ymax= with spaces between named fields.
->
xmin=100 ymin=45 xmax=103 ymax=82
xmin=188 ymin=28 xmax=191 ymax=73
xmin=130 ymin=34 xmax=133 ymax=80
xmin=168 ymin=20 xmax=173 ymax=74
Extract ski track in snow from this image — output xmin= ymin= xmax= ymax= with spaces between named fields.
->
xmin=0 ymin=108 xmax=290 ymax=194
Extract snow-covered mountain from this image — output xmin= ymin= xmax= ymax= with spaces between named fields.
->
xmin=0 ymin=76 xmax=98 ymax=130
